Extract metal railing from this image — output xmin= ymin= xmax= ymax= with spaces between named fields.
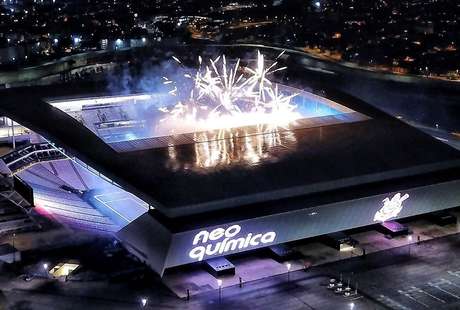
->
xmin=1 ymin=142 xmax=66 ymax=174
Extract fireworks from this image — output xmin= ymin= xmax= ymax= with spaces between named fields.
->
xmin=157 ymin=50 xmax=301 ymax=136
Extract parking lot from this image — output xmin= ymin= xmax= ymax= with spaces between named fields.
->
xmin=377 ymin=270 xmax=460 ymax=309
xmin=322 ymin=232 xmax=460 ymax=310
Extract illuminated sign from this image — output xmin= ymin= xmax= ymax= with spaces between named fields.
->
xmin=373 ymin=192 xmax=409 ymax=222
xmin=188 ymin=224 xmax=276 ymax=261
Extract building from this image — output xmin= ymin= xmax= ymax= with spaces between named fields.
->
xmin=0 ymin=71 xmax=459 ymax=276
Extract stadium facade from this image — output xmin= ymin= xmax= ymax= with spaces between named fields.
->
xmin=1 ymin=77 xmax=460 ymax=276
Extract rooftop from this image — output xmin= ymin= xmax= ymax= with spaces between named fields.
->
xmin=1 ymin=81 xmax=459 ymax=218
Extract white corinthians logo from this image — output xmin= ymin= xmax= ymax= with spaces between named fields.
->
xmin=189 ymin=225 xmax=276 ymax=261
xmin=374 ymin=192 xmax=409 ymax=222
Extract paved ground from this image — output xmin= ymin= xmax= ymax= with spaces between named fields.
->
xmin=164 ymin=212 xmax=460 ymax=297
xmin=3 ymin=231 xmax=460 ymax=309
xmin=324 ymin=234 xmax=460 ymax=310
xmin=0 ymin=267 xmax=377 ymax=310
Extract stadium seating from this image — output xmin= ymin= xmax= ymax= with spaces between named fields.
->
xmin=50 ymin=160 xmax=88 ymax=190
xmin=17 ymin=162 xmax=120 ymax=233
xmin=14 ymin=153 xmax=147 ymax=233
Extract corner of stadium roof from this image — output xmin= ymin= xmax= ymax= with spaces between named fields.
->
xmin=1 ymin=81 xmax=460 ymax=276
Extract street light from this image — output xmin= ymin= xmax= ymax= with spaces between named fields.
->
xmin=43 ymin=263 xmax=48 ymax=277
xmin=140 ymin=297 xmax=148 ymax=307
xmin=12 ymin=233 xmax=16 ymax=264
xmin=217 ymin=279 xmax=223 ymax=303
xmin=408 ymin=235 xmax=413 ymax=256
xmin=286 ymin=263 xmax=291 ymax=282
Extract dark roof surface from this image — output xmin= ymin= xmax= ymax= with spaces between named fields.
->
xmin=1 ymin=81 xmax=460 ymax=218
xmin=152 ymin=165 xmax=460 ymax=232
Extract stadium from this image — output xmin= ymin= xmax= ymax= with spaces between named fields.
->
xmin=1 ymin=49 xmax=460 ymax=277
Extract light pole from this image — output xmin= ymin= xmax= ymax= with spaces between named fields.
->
xmin=217 ymin=279 xmax=222 ymax=303
xmin=140 ymin=297 xmax=148 ymax=308
xmin=408 ymin=235 xmax=413 ymax=256
xmin=286 ymin=263 xmax=291 ymax=282
xmin=43 ymin=263 xmax=48 ymax=277
xmin=10 ymin=119 xmax=15 ymax=149
xmin=12 ymin=233 xmax=16 ymax=264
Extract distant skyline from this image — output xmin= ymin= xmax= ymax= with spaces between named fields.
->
xmin=0 ymin=0 xmax=458 ymax=80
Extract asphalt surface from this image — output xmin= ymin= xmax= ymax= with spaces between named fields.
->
xmin=3 ymin=233 xmax=460 ymax=309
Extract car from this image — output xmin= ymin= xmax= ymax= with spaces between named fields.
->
xmin=20 ymin=274 xmax=33 ymax=282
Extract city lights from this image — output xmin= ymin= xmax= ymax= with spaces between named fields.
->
xmin=1 ymin=1 xmax=459 ymax=309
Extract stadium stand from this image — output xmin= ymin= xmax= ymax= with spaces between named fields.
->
xmin=1 ymin=143 xmax=147 ymax=233
xmin=49 ymin=160 xmax=88 ymax=190
xmin=17 ymin=162 xmax=119 ymax=232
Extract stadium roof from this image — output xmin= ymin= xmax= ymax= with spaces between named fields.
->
xmin=1 ymin=81 xmax=460 ymax=218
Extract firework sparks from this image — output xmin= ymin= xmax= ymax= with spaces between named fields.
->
xmin=157 ymin=50 xmax=301 ymax=136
